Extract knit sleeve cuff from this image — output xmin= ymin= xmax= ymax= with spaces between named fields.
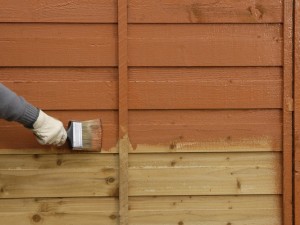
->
xmin=17 ymin=103 xmax=40 ymax=128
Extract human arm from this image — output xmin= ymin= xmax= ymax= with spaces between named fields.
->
xmin=0 ymin=83 xmax=67 ymax=146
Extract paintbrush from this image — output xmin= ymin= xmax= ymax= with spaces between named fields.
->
xmin=66 ymin=119 xmax=102 ymax=152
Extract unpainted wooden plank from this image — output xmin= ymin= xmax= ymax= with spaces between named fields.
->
xmin=128 ymin=24 xmax=282 ymax=66
xmin=0 ymin=154 xmax=118 ymax=198
xmin=128 ymin=0 xmax=283 ymax=24
xmin=0 ymin=110 xmax=281 ymax=153
xmin=129 ymin=195 xmax=282 ymax=211
xmin=0 ymin=67 xmax=282 ymax=110
xmin=0 ymin=196 xmax=281 ymax=225
xmin=0 ymin=24 xmax=117 ymax=66
xmin=282 ymin=0 xmax=294 ymax=224
xmin=0 ymin=198 xmax=118 ymax=225
xmin=129 ymin=195 xmax=281 ymax=225
xmin=128 ymin=152 xmax=282 ymax=196
xmin=0 ymin=152 xmax=280 ymax=198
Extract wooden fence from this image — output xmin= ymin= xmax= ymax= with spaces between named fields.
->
xmin=0 ymin=0 xmax=296 ymax=225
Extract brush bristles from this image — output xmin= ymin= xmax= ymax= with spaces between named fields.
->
xmin=81 ymin=119 xmax=102 ymax=151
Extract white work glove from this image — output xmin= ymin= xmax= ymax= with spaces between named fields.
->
xmin=32 ymin=110 xmax=67 ymax=146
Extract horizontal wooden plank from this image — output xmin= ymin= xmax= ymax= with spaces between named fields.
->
xmin=0 ymin=67 xmax=118 ymax=82
xmin=0 ymin=0 xmax=282 ymax=24
xmin=0 ymin=24 xmax=117 ymax=66
xmin=0 ymin=110 xmax=281 ymax=153
xmin=0 ymin=154 xmax=118 ymax=198
xmin=129 ymin=0 xmax=283 ymax=24
xmin=129 ymin=195 xmax=281 ymax=211
xmin=0 ymin=196 xmax=281 ymax=225
xmin=0 ymin=0 xmax=117 ymax=23
xmin=0 ymin=67 xmax=282 ymax=109
xmin=129 ymin=195 xmax=282 ymax=225
xmin=0 ymin=152 xmax=281 ymax=197
xmin=128 ymin=152 xmax=282 ymax=196
xmin=128 ymin=24 xmax=282 ymax=66
xmin=2 ymin=81 xmax=118 ymax=110
xmin=128 ymin=109 xmax=282 ymax=153
xmin=0 ymin=198 xmax=118 ymax=225
xmin=0 ymin=24 xmax=282 ymax=66
xmin=129 ymin=67 xmax=282 ymax=109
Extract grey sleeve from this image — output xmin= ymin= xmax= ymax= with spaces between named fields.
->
xmin=0 ymin=83 xmax=40 ymax=128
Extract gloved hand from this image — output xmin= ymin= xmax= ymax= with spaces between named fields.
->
xmin=32 ymin=110 xmax=67 ymax=146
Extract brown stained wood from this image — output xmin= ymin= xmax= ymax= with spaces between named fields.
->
xmin=2 ymin=81 xmax=118 ymax=110
xmin=128 ymin=152 xmax=282 ymax=196
xmin=282 ymin=0 xmax=293 ymax=224
xmin=0 ymin=198 xmax=118 ymax=225
xmin=0 ymin=154 xmax=118 ymax=198
xmin=128 ymin=110 xmax=282 ymax=153
xmin=0 ymin=67 xmax=118 ymax=82
xmin=0 ymin=67 xmax=282 ymax=110
xmin=0 ymin=24 xmax=282 ymax=67
xmin=0 ymin=68 xmax=118 ymax=110
xmin=0 ymin=110 xmax=281 ymax=153
xmin=129 ymin=196 xmax=282 ymax=225
xmin=295 ymin=0 xmax=300 ymax=224
xmin=0 ymin=0 xmax=117 ymax=23
xmin=0 ymin=0 xmax=282 ymax=24
xmin=129 ymin=67 xmax=282 ymax=109
xmin=0 ymin=24 xmax=117 ymax=66
xmin=128 ymin=0 xmax=283 ymax=24
xmin=128 ymin=24 xmax=282 ymax=66
xmin=0 ymin=0 xmax=283 ymax=23
xmin=118 ymin=0 xmax=129 ymax=224
xmin=0 ymin=111 xmax=118 ymax=152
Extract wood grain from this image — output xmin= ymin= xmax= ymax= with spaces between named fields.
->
xmin=129 ymin=196 xmax=282 ymax=225
xmin=118 ymin=0 xmax=129 ymax=224
xmin=0 ymin=154 xmax=118 ymax=198
xmin=128 ymin=152 xmax=282 ymax=196
xmin=0 ymin=0 xmax=282 ymax=24
xmin=0 ymin=0 xmax=117 ymax=23
xmin=282 ymin=0 xmax=294 ymax=224
xmin=0 ymin=24 xmax=282 ymax=66
xmin=0 ymin=67 xmax=282 ymax=110
xmin=0 ymin=198 xmax=118 ymax=225
xmin=0 ymin=110 xmax=281 ymax=153
xmin=128 ymin=0 xmax=283 ymax=24
xmin=129 ymin=67 xmax=282 ymax=109
xmin=0 ymin=196 xmax=281 ymax=225
xmin=295 ymin=0 xmax=300 ymax=224
xmin=0 ymin=24 xmax=117 ymax=66
xmin=0 ymin=152 xmax=280 ymax=198
xmin=128 ymin=109 xmax=282 ymax=153
xmin=128 ymin=24 xmax=282 ymax=66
